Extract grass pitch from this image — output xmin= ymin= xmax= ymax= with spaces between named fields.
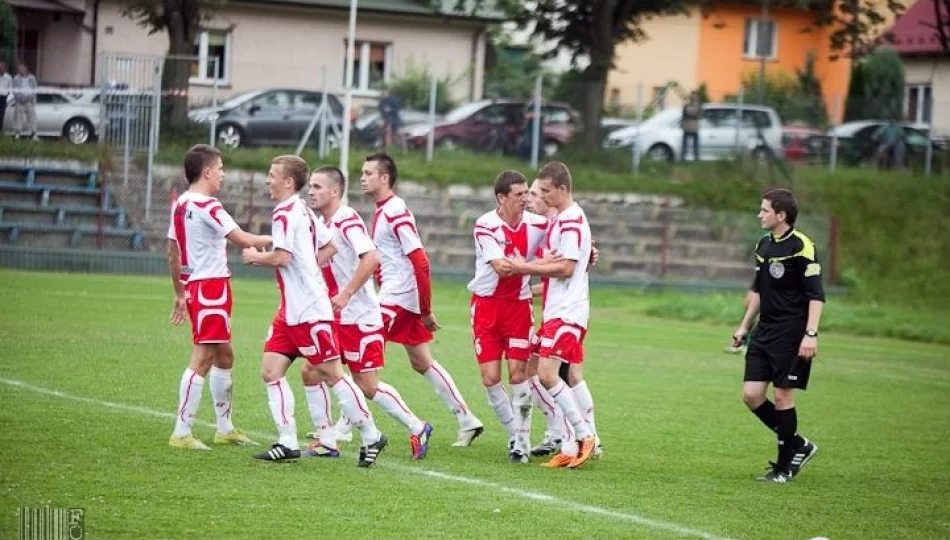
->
xmin=1 ymin=270 xmax=948 ymax=539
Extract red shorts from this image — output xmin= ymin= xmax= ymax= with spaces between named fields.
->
xmin=470 ymin=296 xmax=533 ymax=363
xmin=185 ymin=278 xmax=232 ymax=344
xmin=379 ymin=304 xmax=433 ymax=346
xmin=530 ymin=332 xmax=541 ymax=357
xmin=264 ymin=314 xmax=340 ymax=365
xmin=537 ymin=318 xmax=587 ymax=365
xmin=337 ymin=321 xmax=386 ymax=373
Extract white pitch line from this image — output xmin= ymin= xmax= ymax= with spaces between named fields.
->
xmin=0 ymin=377 xmax=735 ymax=540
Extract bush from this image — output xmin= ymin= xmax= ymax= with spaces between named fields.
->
xmin=388 ymin=60 xmax=459 ymax=114
xmin=844 ymin=46 xmax=906 ymax=121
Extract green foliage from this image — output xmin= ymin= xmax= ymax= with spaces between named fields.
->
xmin=843 ymin=60 xmax=867 ymax=123
xmin=844 ymin=46 xmax=906 ymax=121
xmin=387 ymin=59 xmax=458 ymax=115
xmin=0 ymin=0 xmax=17 ymax=69
xmin=483 ymin=39 xmax=556 ymax=101
xmin=735 ymin=63 xmax=826 ymax=127
xmin=550 ymin=68 xmax=586 ymax=112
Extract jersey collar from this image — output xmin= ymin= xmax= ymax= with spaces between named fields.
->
xmin=376 ymin=194 xmax=395 ymax=208
xmin=771 ymin=226 xmax=795 ymax=242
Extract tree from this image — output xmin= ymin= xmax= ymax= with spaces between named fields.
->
xmin=843 ymin=60 xmax=867 ymax=122
xmin=926 ymin=0 xmax=950 ymax=59
xmin=0 ymin=0 xmax=17 ymax=69
xmin=860 ymin=45 xmax=905 ymax=121
xmin=121 ymin=0 xmax=227 ymax=125
xmin=387 ymin=59 xmax=459 ymax=114
xmin=794 ymin=52 xmax=828 ymax=127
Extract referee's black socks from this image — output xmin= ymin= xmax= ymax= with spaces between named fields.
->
xmin=752 ymin=400 xmax=779 ymax=432
xmin=775 ymin=407 xmax=805 ymax=471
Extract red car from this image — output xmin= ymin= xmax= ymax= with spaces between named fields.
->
xmin=781 ymin=123 xmax=824 ymax=163
xmin=404 ymin=99 xmax=579 ymax=156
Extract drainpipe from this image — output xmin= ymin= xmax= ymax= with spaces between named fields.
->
xmin=470 ymin=26 xmax=485 ymax=101
xmin=89 ymin=0 xmax=100 ymax=85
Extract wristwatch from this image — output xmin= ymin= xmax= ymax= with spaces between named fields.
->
xmin=805 ymin=329 xmax=818 ymax=338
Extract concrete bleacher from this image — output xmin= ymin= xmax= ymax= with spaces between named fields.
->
xmin=0 ymin=161 xmax=144 ymax=251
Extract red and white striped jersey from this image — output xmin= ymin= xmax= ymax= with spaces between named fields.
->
xmin=320 ymin=205 xmax=383 ymax=326
xmin=167 ymin=191 xmax=238 ymax=283
xmin=542 ymin=203 xmax=592 ymax=328
xmin=371 ymin=195 xmax=424 ymax=313
xmin=467 ymin=210 xmax=547 ymax=300
xmin=271 ymin=195 xmax=335 ymax=325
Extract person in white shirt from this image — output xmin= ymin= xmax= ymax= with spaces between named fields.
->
xmin=242 ymin=155 xmax=387 ymax=467
xmin=361 ymin=153 xmax=484 ymax=446
xmin=0 ymin=61 xmax=11 ymax=136
xmin=166 ymin=144 xmax=272 ymax=450
xmin=510 ymin=161 xmax=597 ymax=469
xmin=300 ymin=165 xmax=433 ymax=460
xmin=467 ymin=170 xmax=548 ymax=463
xmin=12 ymin=62 xmax=37 ymax=139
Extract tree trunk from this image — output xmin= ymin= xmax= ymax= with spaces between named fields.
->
xmin=580 ymin=66 xmax=607 ymax=149
xmin=164 ymin=5 xmax=195 ymax=127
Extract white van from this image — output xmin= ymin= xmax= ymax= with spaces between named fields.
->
xmin=603 ymin=103 xmax=784 ymax=162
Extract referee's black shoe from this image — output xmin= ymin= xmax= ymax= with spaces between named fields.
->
xmin=757 ymin=462 xmax=792 ymax=483
xmin=790 ymin=438 xmax=819 ymax=477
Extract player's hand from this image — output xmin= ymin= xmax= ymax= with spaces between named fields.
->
xmin=170 ymin=295 xmax=187 ymax=326
xmin=589 ymin=244 xmax=600 ymax=267
xmin=799 ymin=335 xmax=818 ymax=360
xmin=495 ymin=258 xmax=514 ymax=277
xmin=422 ymin=313 xmax=441 ymax=332
xmin=330 ymin=290 xmax=352 ymax=312
xmin=242 ymin=247 xmax=259 ymax=265
xmin=731 ymin=327 xmax=748 ymax=348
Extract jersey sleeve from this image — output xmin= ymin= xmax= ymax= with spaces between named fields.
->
xmin=342 ymin=219 xmax=375 ymax=256
xmin=313 ymin=214 xmax=333 ymax=249
xmin=389 ymin=208 xmax=424 ymax=254
xmin=197 ymin=202 xmax=239 ymax=238
xmin=474 ymin=222 xmax=504 ymax=262
xmin=166 ymin=204 xmax=177 ymax=241
xmin=271 ymin=211 xmax=295 ymax=253
xmin=556 ymin=222 xmax=584 ymax=261
xmin=795 ymin=236 xmax=826 ymax=302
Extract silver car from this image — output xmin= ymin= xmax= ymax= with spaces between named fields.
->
xmin=2 ymin=89 xmax=100 ymax=144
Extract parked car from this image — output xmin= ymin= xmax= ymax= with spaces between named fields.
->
xmin=353 ymin=107 xmax=434 ymax=148
xmin=188 ymin=89 xmax=344 ymax=148
xmin=808 ymin=120 xmax=947 ymax=168
xmin=403 ymin=99 xmax=579 ymax=156
xmin=2 ymin=89 xmax=99 ymax=144
xmin=602 ymin=103 xmax=783 ymax=162
xmin=781 ymin=123 xmax=824 ymax=163
xmin=600 ymin=117 xmax=639 ymax=142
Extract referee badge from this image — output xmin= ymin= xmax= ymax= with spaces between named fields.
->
xmin=769 ymin=261 xmax=785 ymax=279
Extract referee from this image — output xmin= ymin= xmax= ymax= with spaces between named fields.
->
xmin=732 ymin=188 xmax=825 ymax=483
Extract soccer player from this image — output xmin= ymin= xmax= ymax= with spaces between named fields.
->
xmin=242 ymin=155 xmax=387 ymax=467
xmin=732 ymin=188 xmax=824 ymax=483
xmin=468 ymin=170 xmax=548 ymax=463
xmin=167 ymin=144 xmax=271 ymax=451
xmin=302 ymin=165 xmax=433 ymax=460
xmin=509 ymin=162 xmax=597 ymax=469
xmin=360 ymin=153 xmax=484 ymax=446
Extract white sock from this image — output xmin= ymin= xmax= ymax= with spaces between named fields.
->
xmin=334 ymin=416 xmax=353 ymax=437
xmin=510 ymin=381 xmax=533 ymax=453
xmin=373 ymin=382 xmax=425 ymax=435
xmin=209 ymin=367 xmax=235 ymax=434
xmin=173 ymin=369 xmax=204 ymax=438
xmin=484 ymin=382 xmax=516 ymax=438
xmin=266 ymin=377 xmax=298 ymax=450
xmin=304 ymin=383 xmax=337 ymax=447
xmin=549 ymin=380 xmax=592 ymax=440
xmin=332 ymin=376 xmax=380 ymax=446
xmin=571 ymin=380 xmax=597 ymax=441
xmin=530 ymin=375 xmax=562 ymax=439
xmin=560 ymin=415 xmax=578 ymax=456
xmin=423 ymin=361 xmax=473 ymax=423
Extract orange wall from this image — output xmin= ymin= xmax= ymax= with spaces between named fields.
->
xmin=696 ymin=5 xmax=851 ymax=121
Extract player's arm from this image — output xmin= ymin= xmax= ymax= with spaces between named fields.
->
xmin=317 ymin=241 xmax=337 ymax=267
xmin=733 ymin=246 xmax=764 ymax=346
xmin=243 ymin=247 xmax=291 ymax=267
xmin=475 ymin=224 xmax=512 ymax=277
xmin=226 ymin=228 xmax=272 ymax=249
xmin=167 ymin=239 xmax=187 ymax=326
xmin=530 ymin=282 xmax=543 ymax=297
xmin=333 ymin=249 xmax=380 ymax=313
xmin=512 ymin=257 xmax=576 ymax=278
xmin=798 ymin=239 xmax=826 ymax=359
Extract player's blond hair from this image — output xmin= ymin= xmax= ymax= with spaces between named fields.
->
xmin=272 ymin=155 xmax=309 ymax=191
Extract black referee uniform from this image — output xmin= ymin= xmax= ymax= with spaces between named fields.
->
xmin=745 ymin=228 xmax=825 ymax=389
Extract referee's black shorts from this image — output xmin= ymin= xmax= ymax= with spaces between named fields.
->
xmin=743 ymin=323 xmax=813 ymax=390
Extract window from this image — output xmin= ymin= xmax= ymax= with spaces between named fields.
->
xmin=191 ymin=29 xmax=230 ymax=85
xmin=249 ymin=91 xmax=291 ymax=111
xmin=906 ymin=84 xmax=933 ymax=124
xmin=344 ymin=41 xmax=392 ymax=92
xmin=542 ymin=107 xmax=572 ymax=124
xmin=701 ymin=108 xmax=739 ymax=128
xmin=743 ymin=19 xmax=777 ymax=59
xmin=35 ymin=94 xmax=70 ymax=105
xmin=742 ymin=110 xmax=773 ymax=129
